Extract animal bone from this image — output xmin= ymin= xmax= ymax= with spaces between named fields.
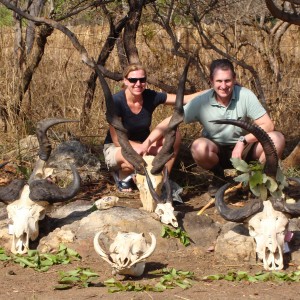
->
xmin=94 ymin=231 xmax=156 ymax=276
xmin=7 ymin=185 xmax=46 ymax=254
xmin=1 ymin=118 xmax=80 ymax=254
xmin=94 ymin=196 xmax=119 ymax=210
xmin=136 ymin=155 xmax=163 ymax=212
xmin=214 ymin=119 xmax=299 ymax=271
xmin=248 ymin=200 xmax=288 ymax=270
xmin=143 ymin=163 xmax=178 ymax=227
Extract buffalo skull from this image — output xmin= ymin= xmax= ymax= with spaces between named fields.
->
xmin=94 ymin=231 xmax=156 ymax=276
xmin=213 ymin=119 xmax=299 ymax=271
xmin=1 ymin=118 xmax=80 ymax=254
xmin=7 ymin=185 xmax=46 ymax=254
xmin=248 ymin=200 xmax=288 ymax=270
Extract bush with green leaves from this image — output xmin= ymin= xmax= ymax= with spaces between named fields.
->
xmin=231 ymin=158 xmax=288 ymax=200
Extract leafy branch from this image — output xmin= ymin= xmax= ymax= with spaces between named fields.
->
xmin=104 ymin=268 xmax=195 ymax=293
xmin=0 ymin=244 xmax=81 ymax=272
xmin=161 ymin=225 xmax=191 ymax=247
xmin=231 ymin=158 xmax=288 ymax=200
xmin=54 ymin=268 xmax=100 ymax=290
xmin=203 ymin=270 xmax=300 ymax=282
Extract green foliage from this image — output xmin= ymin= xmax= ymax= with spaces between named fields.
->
xmin=54 ymin=268 xmax=99 ymax=289
xmin=161 ymin=225 xmax=191 ymax=247
xmin=0 ymin=6 xmax=13 ymax=26
xmin=0 ymin=247 xmax=11 ymax=261
xmin=231 ymin=158 xmax=288 ymax=200
xmin=104 ymin=268 xmax=194 ymax=293
xmin=0 ymin=244 xmax=81 ymax=272
xmin=203 ymin=270 xmax=300 ymax=282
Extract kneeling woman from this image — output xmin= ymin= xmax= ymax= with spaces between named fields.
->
xmin=103 ymin=63 xmax=200 ymax=192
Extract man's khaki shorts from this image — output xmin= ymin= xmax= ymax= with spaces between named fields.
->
xmin=103 ymin=143 xmax=119 ymax=170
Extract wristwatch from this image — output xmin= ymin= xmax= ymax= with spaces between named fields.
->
xmin=238 ymin=136 xmax=247 ymax=145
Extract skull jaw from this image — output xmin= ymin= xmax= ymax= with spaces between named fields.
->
xmin=262 ymin=246 xmax=284 ymax=271
xmin=11 ymin=233 xmax=29 ymax=255
xmin=112 ymin=262 xmax=146 ymax=277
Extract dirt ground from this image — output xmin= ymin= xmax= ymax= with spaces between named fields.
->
xmin=1 ymin=168 xmax=300 ymax=300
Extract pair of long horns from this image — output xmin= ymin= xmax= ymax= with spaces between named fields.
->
xmin=214 ymin=119 xmax=300 ymax=220
xmin=96 ymin=59 xmax=190 ymax=176
xmin=212 ymin=119 xmax=277 ymax=221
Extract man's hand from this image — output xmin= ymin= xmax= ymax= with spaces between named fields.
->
xmin=231 ymin=142 xmax=245 ymax=159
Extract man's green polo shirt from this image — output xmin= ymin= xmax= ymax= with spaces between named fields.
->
xmin=183 ymin=85 xmax=266 ymax=145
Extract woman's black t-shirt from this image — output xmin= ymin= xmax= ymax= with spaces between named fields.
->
xmin=104 ymin=89 xmax=167 ymax=144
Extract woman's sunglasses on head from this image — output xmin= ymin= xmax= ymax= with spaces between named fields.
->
xmin=127 ymin=77 xmax=147 ymax=83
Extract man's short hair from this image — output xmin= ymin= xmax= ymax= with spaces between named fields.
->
xmin=209 ymin=59 xmax=236 ymax=79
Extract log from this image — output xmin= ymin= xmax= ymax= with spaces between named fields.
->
xmin=282 ymin=142 xmax=300 ymax=169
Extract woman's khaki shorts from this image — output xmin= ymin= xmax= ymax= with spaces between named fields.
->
xmin=103 ymin=143 xmax=119 ymax=170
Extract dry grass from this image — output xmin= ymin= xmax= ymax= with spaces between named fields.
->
xmin=0 ymin=25 xmax=299 ymax=160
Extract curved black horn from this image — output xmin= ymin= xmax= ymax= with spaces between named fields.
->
xmin=215 ymin=183 xmax=264 ymax=222
xmin=271 ymin=178 xmax=300 ymax=216
xmin=143 ymin=166 xmax=172 ymax=204
xmin=0 ymin=162 xmax=26 ymax=202
xmin=151 ymin=58 xmax=191 ymax=174
xmin=95 ymin=64 xmax=146 ymax=174
xmin=0 ymin=179 xmax=26 ymax=203
xmin=36 ymin=118 xmax=79 ymax=161
xmin=210 ymin=119 xmax=278 ymax=177
xmin=143 ymin=166 xmax=164 ymax=203
xmin=28 ymin=164 xmax=81 ymax=203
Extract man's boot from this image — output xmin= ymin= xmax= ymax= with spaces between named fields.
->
xmin=208 ymin=164 xmax=226 ymax=197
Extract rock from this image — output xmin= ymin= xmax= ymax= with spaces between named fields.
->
xmin=215 ymin=223 xmax=256 ymax=263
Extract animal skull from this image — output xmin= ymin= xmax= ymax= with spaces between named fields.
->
xmin=94 ymin=231 xmax=156 ymax=276
xmin=136 ymin=156 xmax=178 ymax=227
xmin=6 ymin=185 xmax=46 ymax=254
xmin=248 ymin=200 xmax=288 ymax=270
xmin=155 ymin=202 xmax=178 ymax=227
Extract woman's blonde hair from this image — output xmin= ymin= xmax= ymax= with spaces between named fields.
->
xmin=123 ymin=63 xmax=147 ymax=78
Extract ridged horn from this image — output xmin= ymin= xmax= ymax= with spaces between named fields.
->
xmin=28 ymin=164 xmax=81 ymax=203
xmin=210 ymin=119 xmax=278 ymax=177
xmin=143 ymin=166 xmax=172 ymax=204
xmin=151 ymin=58 xmax=190 ymax=174
xmin=95 ymin=64 xmax=146 ymax=174
xmin=36 ymin=118 xmax=79 ymax=161
xmin=215 ymin=183 xmax=264 ymax=222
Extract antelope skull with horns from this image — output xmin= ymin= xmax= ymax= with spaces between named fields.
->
xmin=2 ymin=118 xmax=81 ymax=254
xmin=94 ymin=231 xmax=156 ymax=276
xmin=96 ymin=60 xmax=190 ymax=227
xmin=213 ymin=119 xmax=300 ymax=270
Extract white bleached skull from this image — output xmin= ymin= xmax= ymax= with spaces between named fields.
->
xmin=248 ymin=200 xmax=288 ymax=270
xmin=155 ymin=202 xmax=178 ymax=227
xmin=136 ymin=155 xmax=163 ymax=212
xmin=6 ymin=185 xmax=46 ymax=254
xmin=136 ymin=155 xmax=178 ymax=227
xmin=94 ymin=231 xmax=156 ymax=276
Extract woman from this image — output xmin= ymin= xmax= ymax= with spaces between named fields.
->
xmin=103 ymin=63 xmax=201 ymax=192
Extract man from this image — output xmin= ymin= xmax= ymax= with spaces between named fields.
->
xmin=183 ymin=59 xmax=285 ymax=196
